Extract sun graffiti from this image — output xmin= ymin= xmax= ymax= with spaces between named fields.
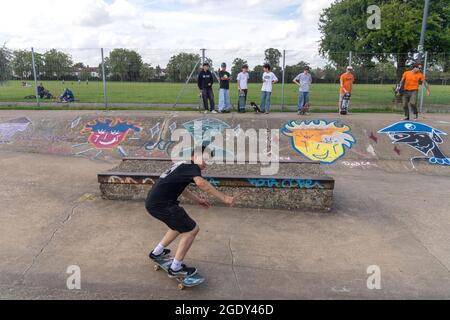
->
xmin=74 ymin=118 xmax=143 ymax=158
xmin=281 ymin=120 xmax=356 ymax=164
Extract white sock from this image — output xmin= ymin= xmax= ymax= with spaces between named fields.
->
xmin=171 ymin=259 xmax=183 ymax=271
xmin=152 ymin=243 xmax=165 ymax=256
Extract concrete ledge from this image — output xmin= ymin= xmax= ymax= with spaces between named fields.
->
xmin=98 ymin=171 xmax=335 ymax=212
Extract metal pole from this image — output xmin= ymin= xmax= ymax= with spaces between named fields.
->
xmin=31 ymin=48 xmax=40 ymax=107
xmin=281 ymin=50 xmax=286 ymax=112
xmin=173 ymin=58 xmax=201 ymax=108
xmin=348 ymin=51 xmax=353 ymax=66
xmin=419 ymin=51 xmax=428 ymax=113
xmin=101 ymin=48 xmax=108 ymax=109
xmin=201 ymin=48 xmax=206 ymax=64
xmin=418 ymin=0 xmax=430 ymax=56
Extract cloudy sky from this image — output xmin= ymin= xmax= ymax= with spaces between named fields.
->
xmin=0 ymin=0 xmax=334 ymax=68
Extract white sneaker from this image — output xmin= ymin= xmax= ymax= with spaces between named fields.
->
xmin=211 ymin=110 xmax=218 ymax=114
xmin=204 ymin=110 xmax=209 ymax=114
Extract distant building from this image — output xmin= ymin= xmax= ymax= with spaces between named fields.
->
xmin=73 ymin=65 xmax=100 ymax=78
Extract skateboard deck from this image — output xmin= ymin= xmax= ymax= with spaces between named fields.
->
xmin=340 ymin=93 xmax=351 ymax=115
xmin=238 ymin=92 xmax=246 ymax=112
xmin=152 ymin=255 xmax=205 ymax=290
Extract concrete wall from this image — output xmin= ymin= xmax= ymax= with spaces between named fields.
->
xmin=1 ymin=110 xmax=450 ymax=175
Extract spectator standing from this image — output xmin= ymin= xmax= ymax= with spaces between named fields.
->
xmin=236 ymin=64 xmax=250 ymax=113
xmin=293 ymin=66 xmax=312 ymax=115
xmin=260 ymin=63 xmax=278 ymax=114
xmin=218 ymin=63 xmax=231 ymax=113
xmin=399 ymin=63 xmax=430 ymax=120
xmin=198 ymin=63 xmax=216 ymax=114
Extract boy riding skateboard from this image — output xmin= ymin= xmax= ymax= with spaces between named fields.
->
xmin=145 ymin=146 xmax=236 ymax=278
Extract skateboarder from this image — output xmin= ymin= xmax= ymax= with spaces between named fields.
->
xmin=338 ymin=66 xmax=355 ymax=114
xmin=146 ymin=146 xmax=236 ymax=278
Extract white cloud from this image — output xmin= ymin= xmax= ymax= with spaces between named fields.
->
xmin=0 ymin=0 xmax=334 ymax=67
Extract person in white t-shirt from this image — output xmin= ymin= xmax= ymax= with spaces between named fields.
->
xmin=236 ymin=64 xmax=250 ymax=113
xmin=260 ymin=63 xmax=278 ymax=114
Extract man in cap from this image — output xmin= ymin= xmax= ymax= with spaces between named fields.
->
xmin=399 ymin=63 xmax=430 ymax=120
xmin=338 ymin=66 xmax=355 ymax=114
xmin=218 ymin=63 xmax=231 ymax=113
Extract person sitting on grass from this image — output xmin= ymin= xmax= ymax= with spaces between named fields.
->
xmin=37 ymin=83 xmax=54 ymax=99
xmin=59 ymin=88 xmax=75 ymax=103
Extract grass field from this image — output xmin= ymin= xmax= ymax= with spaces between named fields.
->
xmin=0 ymin=80 xmax=448 ymax=108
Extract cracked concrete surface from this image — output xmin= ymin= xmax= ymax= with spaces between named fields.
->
xmin=1 ymin=150 xmax=450 ymax=299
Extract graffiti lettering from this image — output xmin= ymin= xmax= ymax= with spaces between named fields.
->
xmin=107 ymin=176 xmax=155 ymax=185
xmin=206 ymin=178 xmax=220 ymax=187
xmin=248 ymin=178 xmax=323 ymax=189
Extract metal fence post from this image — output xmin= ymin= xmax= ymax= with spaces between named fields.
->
xmin=101 ymin=48 xmax=108 ymax=109
xmin=419 ymin=51 xmax=428 ymax=113
xmin=348 ymin=51 xmax=353 ymax=66
xmin=31 ymin=47 xmax=40 ymax=107
xmin=281 ymin=49 xmax=286 ymax=112
xmin=201 ymin=48 xmax=206 ymax=64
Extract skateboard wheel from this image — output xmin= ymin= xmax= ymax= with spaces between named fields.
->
xmin=154 ymin=265 xmax=160 ymax=271
xmin=178 ymin=283 xmax=185 ymax=291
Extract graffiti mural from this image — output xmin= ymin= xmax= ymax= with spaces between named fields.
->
xmin=75 ymin=118 xmax=142 ymax=157
xmin=281 ymin=120 xmax=356 ymax=164
xmin=0 ymin=117 xmax=32 ymax=142
xmin=181 ymin=118 xmax=237 ymax=157
xmin=378 ymin=121 xmax=450 ymax=166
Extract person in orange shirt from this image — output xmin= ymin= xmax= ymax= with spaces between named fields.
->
xmin=399 ymin=63 xmax=430 ymax=120
xmin=339 ymin=66 xmax=355 ymax=113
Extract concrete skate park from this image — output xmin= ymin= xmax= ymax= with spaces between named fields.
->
xmin=1 ymin=110 xmax=450 ymax=299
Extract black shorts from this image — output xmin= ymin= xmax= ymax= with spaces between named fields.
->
xmin=146 ymin=201 xmax=197 ymax=233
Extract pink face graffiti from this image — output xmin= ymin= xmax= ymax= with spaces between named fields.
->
xmin=81 ymin=118 xmax=142 ymax=150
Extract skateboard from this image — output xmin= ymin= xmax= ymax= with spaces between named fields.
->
xmin=340 ymin=93 xmax=351 ymax=115
xmin=152 ymin=255 xmax=205 ymax=290
xmin=238 ymin=92 xmax=246 ymax=112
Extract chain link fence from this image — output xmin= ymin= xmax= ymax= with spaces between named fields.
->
xmin=0 ymin=48 xmax=448 ymax=111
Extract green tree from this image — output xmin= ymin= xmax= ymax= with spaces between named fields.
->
xmin=140 ymin=63 xmax=155 ymax=82
xmin=165 ymin=52 xmax=201 ymax=82
xmin=250 ymin=65 xmax=264 ymax=83
xmin=0 ymin=45 xmax=12 ymax=84
xmin=43 ymin=49 xmax=73 ymax=80
xmin=231 ymin=58 xmax=248 ymax=79
xmin=105 ymin=49 xmax=143 ymax=81
xmin=264 ymin=48 xmax=282 ymax=70
xmin=284 ymin=61 xmax=310 ymax=83
xmin=319 ymin=0 xmax=450 ymax=79
xmin=154 ymin=65 xmax=164 ymax=81
xmin=374 ymin=61 xmax=397 ymax=84
xmin=12 ymin=50 xmax=44 ymax=80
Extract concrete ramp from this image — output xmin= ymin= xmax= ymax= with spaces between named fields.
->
xmin=1 ymin=111 xmax=450 ymax=212
xmin=1 ymin=111 xmax=450 ymax=173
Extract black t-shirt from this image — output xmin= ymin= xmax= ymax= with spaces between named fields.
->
xmin=219 ymin=71 xmax=231 ymax=90
xmin=146 ymin=161 xmax=202 ymax=206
